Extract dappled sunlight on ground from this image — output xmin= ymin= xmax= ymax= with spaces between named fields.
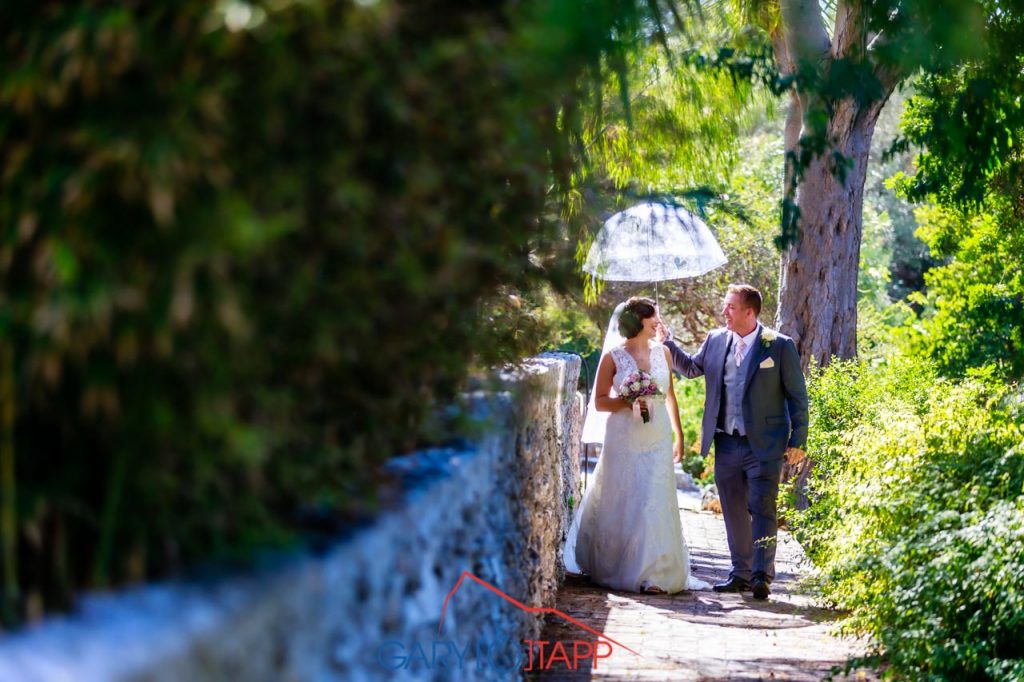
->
xmin=530 ymin=491 xmax=875 ymax=681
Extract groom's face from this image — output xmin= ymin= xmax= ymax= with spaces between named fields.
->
xmin=722 ymin=292 xmax=756 ymax=334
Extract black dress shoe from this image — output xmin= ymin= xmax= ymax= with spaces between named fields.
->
xmin=751 ymin=578 xmax=771 ymax=600
xmin=712 ymin=576 xmax=750 ymax=593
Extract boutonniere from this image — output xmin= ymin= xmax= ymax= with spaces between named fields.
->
xmin=760 ymin=328 xmax=777 ymax=349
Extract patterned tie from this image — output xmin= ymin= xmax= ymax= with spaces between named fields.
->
xmin=735 ymin=338 xmax=746 ymax=367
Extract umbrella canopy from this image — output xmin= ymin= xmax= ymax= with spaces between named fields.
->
xmin=583 ymin=202 xmax=728 ymax=282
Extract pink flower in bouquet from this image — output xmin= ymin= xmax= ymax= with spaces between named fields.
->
xmin=617 ymin=370 xmax=662 ymax=423
xmin=618 ymin=370 xmax=661 ymax=400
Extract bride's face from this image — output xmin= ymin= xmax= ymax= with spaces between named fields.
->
xmin=638 ymin=315 xmax=658 ymax=339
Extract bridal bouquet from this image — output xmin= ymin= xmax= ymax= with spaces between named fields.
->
xmin=618 ymin=370 xmax=663 ymax=423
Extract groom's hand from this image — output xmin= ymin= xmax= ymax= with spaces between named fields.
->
xmin=785 ymin=447 xmax=806 ymax=466
xmin=655 ymin=318 xmax=671 ymax=344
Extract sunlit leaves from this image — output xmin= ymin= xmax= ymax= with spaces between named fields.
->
xmin=790 ymin=355 xmax=1024 ymax=678
xmin=889 ymin=2 xmax=1024 ymax=208
xmin=896 ymin=202 xmax=1024 ymax=381
xmin=570 ymin=10 xmax=774 ymax=302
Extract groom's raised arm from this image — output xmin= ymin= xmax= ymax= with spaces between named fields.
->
xmin=780 ymin=338 xmax=809 ymax=449
xmin=664 ymin=334 xmax=709 ymax=379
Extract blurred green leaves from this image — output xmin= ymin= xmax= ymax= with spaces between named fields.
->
xmin=890 ymin=1 xmax=1024 ymax=209
xmin=0 ymin=0 xmax=683 ymax=621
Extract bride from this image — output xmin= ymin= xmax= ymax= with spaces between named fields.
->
xmin=564 ymin=297 xmax=709 ymax=594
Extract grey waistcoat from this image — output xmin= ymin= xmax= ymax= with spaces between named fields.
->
xmin=720 ymin=336 xmax=755 ymax=435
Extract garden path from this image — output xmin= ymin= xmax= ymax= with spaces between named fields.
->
xmin=530 ymin=489 xmax=876 ymax=681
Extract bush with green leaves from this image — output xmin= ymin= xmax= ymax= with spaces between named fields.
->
xmin=892 ymin=201 xmax=1024 ymax=382
xmin=789 ymin=353 xmax=1024 ymax=679
xmin=0 ymin=0 xmax=677 ymax=624
xmin=671 ymin=374 xmax=711 ymax=482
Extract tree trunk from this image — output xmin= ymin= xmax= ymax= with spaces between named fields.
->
xmin=769 ymin=0 xmax=901 ymax=370
xmin=776 ymin=98 xmax=886 ymax=370
xmin=777 ymin=98 xmax=887 ymax=510
xmin=769 ymin=0 xmax=902 ymax=508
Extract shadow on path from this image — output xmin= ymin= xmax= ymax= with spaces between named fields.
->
xmin=530 ymin=503 xmax=874 ymax=681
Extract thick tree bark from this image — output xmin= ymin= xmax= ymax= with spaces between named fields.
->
xmin=769 ymin=0 xmax=898 ymax=507
xmin=771 ymin=0 xmax=899 ymax=371
xmin=776 ymin=100 xmax=888 ymax=508
xmin=777 ymin=100 xmax=887 ymax=369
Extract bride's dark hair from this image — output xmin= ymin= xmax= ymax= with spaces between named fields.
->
xmin=618 ymin=296 xmax=657 ymax=338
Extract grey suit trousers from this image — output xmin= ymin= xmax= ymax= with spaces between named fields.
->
xmin=714 ymin=431 xmax=783 ymax=583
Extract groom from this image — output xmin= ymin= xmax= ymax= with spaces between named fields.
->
xmin=660 ymin=284 xmax=808 ymax=600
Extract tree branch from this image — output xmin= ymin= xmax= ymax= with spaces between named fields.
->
xmin=832 ymin=0 xmax=866 ymax=60
xmin=771 ymin=27 xmax=802 ymax=202
xmin=780 ymin=0 xmax=831 ymax=68
xmin=867 ymin=28 xmax=907 ymax=95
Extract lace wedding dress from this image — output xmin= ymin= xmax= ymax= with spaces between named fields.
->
xmin=565 ymin=341 xmax=710 ymax=593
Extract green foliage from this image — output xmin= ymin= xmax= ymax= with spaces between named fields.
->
xmin=672 ymin=372 xmax=707 ymax=477
xmin=572 ymin=7 xmax=776 ymax=307
xmin=882 ymin=6 xmax=1024 ymax=383
xmin=855 ymin=298 xmax=915 ymax=364
xmin=0 ymin=0 xmax=679 ymax=622
xmin=895 ymin=202 xmax=1024 ymax=381
xmin=580 ymin=36 xmax=770 ymax=194
xmin=790 ymin=353 xmax=1024 ymax=679
xmin=893 ymin=20 xmax=1024 ymax=209
xmin=794 ymin=19 xmax=1024 ymax=671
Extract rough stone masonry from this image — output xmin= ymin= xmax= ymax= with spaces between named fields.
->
xmin=0 ymin=353 xmax=583 ymax=682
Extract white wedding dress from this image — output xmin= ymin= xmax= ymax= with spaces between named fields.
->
xmin=565 ymin=341 xmax=710 ymax=593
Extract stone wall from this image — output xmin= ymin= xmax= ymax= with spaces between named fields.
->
xmin=0 ymin=353 xmax=582 ymax=682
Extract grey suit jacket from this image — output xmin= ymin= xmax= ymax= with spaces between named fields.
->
xmin=665 ymin=325 xmax=808 ymax=461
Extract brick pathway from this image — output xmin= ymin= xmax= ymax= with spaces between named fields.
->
xmin=529 ymin=492 xmax=875 ymax=681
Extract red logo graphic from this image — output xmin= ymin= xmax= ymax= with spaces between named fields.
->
xmin=439 ymin=570 xmax=642 ymax=671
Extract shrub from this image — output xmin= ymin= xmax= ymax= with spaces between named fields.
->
xmin=671 ymin=373 xmax=714 ymax=483
xmin=893 ymin=201 xmax=1024 ymax=383
xmin=790 ymin=353 xmax=1024 ymax=679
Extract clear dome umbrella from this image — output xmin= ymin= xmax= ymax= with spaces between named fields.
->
xmin=577 ymin=202 xmax=729 ymax=494
xmin=583 ymin=202 xmax=728 ymax=294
